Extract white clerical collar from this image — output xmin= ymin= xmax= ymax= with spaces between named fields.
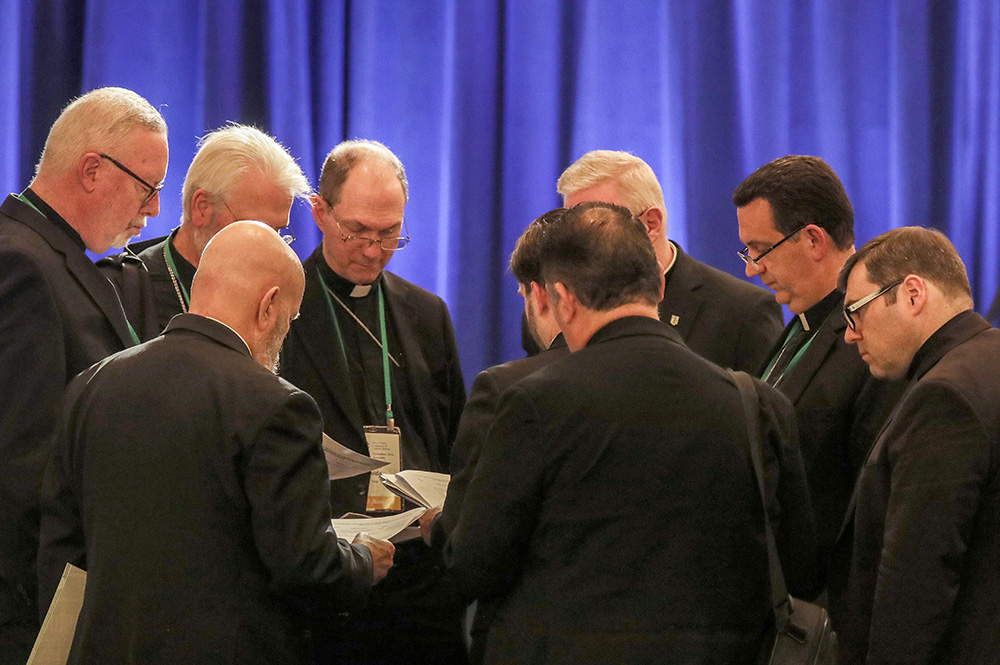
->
xmin=797 ymin=312 xmax=811 ymax=332
xmin=350 ymin=284 xmax=372 ymax=298
xmin=663 ymin=240 xmax=680 ymax=276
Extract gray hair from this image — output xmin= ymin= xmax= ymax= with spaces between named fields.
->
xmin=557 ymin=150 xmax=666 ymax=216
xmin=317 ymin=139 xmax=408 ymax=206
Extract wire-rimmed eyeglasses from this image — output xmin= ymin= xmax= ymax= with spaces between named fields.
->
xmin=221 ymin=199 xmax=295 ymax=245
xmin=331 ymin=215 xmax=410 ymax=251
xmin=100 ymin=153 xmax=163 ymax=207
xmin=843 ymin=279 xmax=903 ymax=331
xmin=738 ymin=224 xmax=806 ymax=270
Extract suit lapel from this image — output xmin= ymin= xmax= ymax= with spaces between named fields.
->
xmin=382 ymin=272 xmax=433 ymax=421
xmin=773 ymin=311 xmax=843 ymax=405
xmin=295 ymin=255 xmax=365 ymax=437
xmin=6 ymin=196 xmax=135 ymax=348
xmin=659 ymin=244 xmax=703 ymax=339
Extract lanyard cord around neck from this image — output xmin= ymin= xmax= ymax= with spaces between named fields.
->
xmin=317 ymin=266 xmax=397 ymax=426
xmin=162 ymin=235 xmax=190 ymax=312
xmin=16 ymin=192 xmax=141 ymax=346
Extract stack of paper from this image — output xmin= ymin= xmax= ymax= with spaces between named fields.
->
xmin=379 ymin=470 xmax=450 ymax=509
xmin=322 ymin=433 xmax=388 ymax=480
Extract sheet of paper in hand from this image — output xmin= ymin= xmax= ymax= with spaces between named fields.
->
xmin=323 ymin=432 xmax=389 ymax=480
xmin=330 ymin=507 xmax=427 ymax=542
xmin=378 ymin=470 xmax=450 ymax=509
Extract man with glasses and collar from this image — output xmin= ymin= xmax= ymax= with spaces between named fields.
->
xmin=102 ymin=123 xmax=308 ymax=339
xmin=836 ymin=227 xmax=1000 ymax=665
xmin=280 ymin=139 xmax=467 ymax=665
xmin=554 ymin=149 xmax=783 ymax=372
xmin=732 ymin=154 xmax=903 ymax=628
xmin=0 ymin=86 xmax=167 ymax=662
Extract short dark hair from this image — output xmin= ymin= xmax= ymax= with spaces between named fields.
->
xmin=509 ymin=208 xmax=566 ymax=287
xmin=537 ymin=202 xmax=661 ymax=311
xmin=733 ymin=155 xmax=854 ymax=250
xmin=317 ymin=139 xmax=408 ymax=207
xmin=839 ymin=226 xmax=971 ymax=304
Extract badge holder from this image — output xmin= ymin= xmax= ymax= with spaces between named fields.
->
xmin=364 ymin=425 xmax=402 ymax=512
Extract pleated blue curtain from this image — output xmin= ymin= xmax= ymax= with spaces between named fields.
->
xmin=1 ymin=1 xmax=998 ymax=384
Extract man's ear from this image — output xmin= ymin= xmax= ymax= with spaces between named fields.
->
xmin=804 ymin=224 xmax=829 ymax=260
xmin=900 ymin=274 xmax=927 ymax=315
xmin=190 ymin=189 xmax=214 ymax=229
xmin=309 ymin=194 xmax=328 ymax=232
xmin=257 ymin=286 xmax=280 ymax=330
xmin=78 ymin=153 xmax=103 ymax=193
xmin=551 ymin=282 xmax=577 ymax=324
xmin=530 ymin=281 xmax=550 ymax=313
xmin=639 ymin=207 xmax=666 ymax=243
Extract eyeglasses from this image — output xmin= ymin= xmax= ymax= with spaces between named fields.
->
xmin=738 ymin=224 xmax=807 ymax=270
xmin=221 ymin=199 xmax=295 ymax=245
xmin=100 ymin=154 xmax=163 ymax=207
xmin=843 ymin=279 xmax=903 ymax=331
xmin=325 ymin=202 xmax=409 ymax=251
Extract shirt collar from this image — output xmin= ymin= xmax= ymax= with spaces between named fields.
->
xmin=798 ymin=288 xmax=843 ymax=332
xmin=318 ymin=259 xmax=382 ymax=299
xmin=23 ymin=188 xmax=86 ymax=251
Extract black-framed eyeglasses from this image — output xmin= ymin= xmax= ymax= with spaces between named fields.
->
xmin=843 ymin=279 xmax=903 ymax=331
xmin=221 ymin=199 xmax=295 ymax=245
xmin=100 ymin=153 xmax=163 ymax=207
xmin=738 ymin=224 xmax=807 ymax=270
xmin=325 ymin=201 xmax=409 ymax=251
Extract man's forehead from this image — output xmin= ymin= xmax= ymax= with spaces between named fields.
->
xmin=844 ymin=262 xmax=875 ymax=299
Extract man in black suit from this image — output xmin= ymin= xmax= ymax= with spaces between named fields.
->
xmin=0 ymin=86 xmax=168 ymax=662
xmin=280 ymin=140 xmax=467 ymax=664
xmin=733 ymin=155 xmax=902 ymax=616
xmin=447 ymin=202 xmax=817 ymax=665
xmin=836 ymin=227 xmax=1000 ymax=665
xmin=419 ymin=208 xmax=570 ymax=664
xmin=556 ymin=149 xmax=782 ymax=371
xmin=37 ymin=221 xmax=395 ymax=664
xmin=103 ymin=124 xmax=310 ymax=339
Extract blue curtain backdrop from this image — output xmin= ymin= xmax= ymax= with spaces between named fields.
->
xmin=2 ymin=0 xmax=998 ymax=385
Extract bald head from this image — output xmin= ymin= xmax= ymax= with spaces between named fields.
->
xmin=190 ymin=221 xmax=304 ymax=371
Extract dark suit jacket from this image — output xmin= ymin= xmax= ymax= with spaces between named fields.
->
xmin=660 ymin=243 xmax=783 ymax=372
xmin=97 ymin=232 xmax=183 ymax=341
xmin=280 ymin=248 xmax=466 ymax=516
xmin=759 ymin=298 xmax=901 ymax=576
xmin=0 ymin=193 xmax=133 ymax=636
xmin=37 ymin=314 xmax=373 ymax=665
xmin=447 ymin=316 xmax=817 ymax=665
xmin=838 ymin=311 xmax=1000 ymax=665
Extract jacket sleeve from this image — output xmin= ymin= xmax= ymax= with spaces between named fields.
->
xmin=245 ymin=390 xmax=373 ymax=611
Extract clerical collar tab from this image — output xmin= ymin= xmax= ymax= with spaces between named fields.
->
xmin=350 ymin=284 xmax=372 ymax=298
xmin=798 ymin=313 xmax=810 ymax=332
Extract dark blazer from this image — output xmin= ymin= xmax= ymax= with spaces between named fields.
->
xmin=0 ymin=193 xmax=133 ymax=647
xmin=759 ymin=299 xmax=901 ymax=573
xmin=838 ymin=311 xmax=1000 ymax=665
xmin=97 ymin=233 xmax=182 ymax=341
xmin=660 ymin=243 xmax=783 ymax=372
xmin=280 ymin=248 xmax=466 ymax=516
xmin=447 ymin=316 xmax=817 ymax=665
xmin=37 ymin=314 xmax=373 ymax=665
xmin=432 ymin=335 xmax=569 ymax=665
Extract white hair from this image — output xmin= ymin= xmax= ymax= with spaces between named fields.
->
xmin=557 ymin=150 xmax=666 ymax=216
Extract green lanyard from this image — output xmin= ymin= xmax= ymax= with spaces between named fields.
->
xmin=762 ymin=311 xmax=833 ymax=386
xmin=317 ymin=267 xmax=395 ymax=426
xmin=162 ymin=239 xmax=191 ymax=309
xmin=17 ymin=192 xmax=140 ymax=346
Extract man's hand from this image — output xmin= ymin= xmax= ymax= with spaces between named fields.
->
xmin=418 ymin=506 xmax=442 ymax=545
xmin=353 ymin=532 xmax=395 ymax=584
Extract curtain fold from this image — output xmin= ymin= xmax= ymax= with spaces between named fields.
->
xmin=1 ymin=0 xmax=997 ymax=381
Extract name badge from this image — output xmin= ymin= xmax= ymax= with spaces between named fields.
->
xmin=364 ymin=425 xmax=402 ymax=512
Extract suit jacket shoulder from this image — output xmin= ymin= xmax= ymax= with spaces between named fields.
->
xmin=662 ymin=243 xmax=784 ymax=372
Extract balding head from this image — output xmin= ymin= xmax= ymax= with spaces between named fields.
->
xmin=189 ymin=221 xmax=305 ymax=371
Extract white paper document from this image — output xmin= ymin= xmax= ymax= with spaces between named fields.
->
xmin=28 ymin=563 xmax=87 ymax=665
xmin=322 ymin=432 xmax=389 ymax=480
xmin=379 ymin=470 xmax=450 ymax=509
xmin=330 ymin=507 xmax=427 ymax=542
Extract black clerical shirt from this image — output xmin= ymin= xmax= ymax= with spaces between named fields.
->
xmin=316 ymin=261 xmax=433 ymax=474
